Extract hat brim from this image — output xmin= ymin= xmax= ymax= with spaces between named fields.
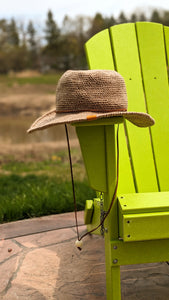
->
xmin=27 ymin=109 xmax=155 ymax=133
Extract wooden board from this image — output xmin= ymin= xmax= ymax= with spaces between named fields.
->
xmin=136 ymin=22 xmax=169 ymax=191
xmin=122 ymin=211 xmax=169 ymax=241
xmin=118 ymin=191 xmax=169 ymax=214
xmin=85 ymin=29 xmax=115 ymax=70
xmin=110 ymin=23 xmax=158 ymax=192
xmin=85 ymin=29 xmax=135 ymax=194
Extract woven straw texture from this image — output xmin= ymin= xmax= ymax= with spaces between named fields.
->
xmin=56 ymin=70 xmax=127 ymax=113
xmin=28 ymin=70 xmax=155 ymax=133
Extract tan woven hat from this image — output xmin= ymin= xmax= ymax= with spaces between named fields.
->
xmin=27 ymin=70 xmax=155 ymax=133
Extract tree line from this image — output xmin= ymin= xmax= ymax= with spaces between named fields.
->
xmin=0 ymin=9 xmax=169 ymax=74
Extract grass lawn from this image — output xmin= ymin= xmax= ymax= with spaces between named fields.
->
xmin=0 ymin=174 xmax=95 ymax=223
xmin=0 ymin=147 xmax=96 ymax=223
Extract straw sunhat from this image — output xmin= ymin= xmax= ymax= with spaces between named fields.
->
xmin=27 ymin=70 xmax=155 ymax=133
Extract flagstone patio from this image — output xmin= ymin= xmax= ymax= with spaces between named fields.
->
xmin=0 ymin=211 xmax=169 ymax=299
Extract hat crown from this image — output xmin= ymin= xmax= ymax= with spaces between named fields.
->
xmin=56 ymin=70 xmax=128 ymax=113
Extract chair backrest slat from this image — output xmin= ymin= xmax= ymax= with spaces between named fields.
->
xmin=110 ymin=23 xmax=158 ymax=192
xmin=85 ymin=29 xmax=115 ymax=70
xmin=164 ymin=26 xmax=169 ymax=62
xmin=136 ymin=22 xmax=169 ymax=191
xmin=85 ymin=29 xmax=136 ymax=193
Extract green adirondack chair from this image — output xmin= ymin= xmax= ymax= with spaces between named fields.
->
xmin=74 ymin=22 xmax=169 ymax=299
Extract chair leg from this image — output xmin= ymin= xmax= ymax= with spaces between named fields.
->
xmin=105 ymin=237 xmax=121 ymax=300
xmin=105 ymin=264 xmax=121 ymax=300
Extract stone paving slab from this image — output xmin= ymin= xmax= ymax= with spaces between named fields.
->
xmin=0 ymin=211 xmax=84 ymax=240
xmin=0 ymin=212 xmax=169 ymax=299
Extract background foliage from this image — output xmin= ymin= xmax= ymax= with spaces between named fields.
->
xmin=0 ymin=9 xmax=169 ymax=73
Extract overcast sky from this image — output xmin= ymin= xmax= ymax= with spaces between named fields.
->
xmin=1 ymin=0 xmax=169 ymax=25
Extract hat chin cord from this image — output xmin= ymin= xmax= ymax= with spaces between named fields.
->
xmin=65 ymin=124 xmax=120 ymax=251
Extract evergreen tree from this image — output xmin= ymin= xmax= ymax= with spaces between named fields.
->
xmin=8 ymin=18 xmax=19 ymax=46
xmin=163 ymin=11 xmax=169 ymax=26
xmin=27 ymin=21 xmax=36 ymax=48
xmin=0 ymin=20 xmax=9 ymax=73
xmin=118 ymin=12 xmax=128 ymax=24
xmin=104 ymin=15 xmax=116 ymax=28
xmin=42 ymin=10 xmax=61 ymax=69
xmin=150 ymin=10 xmax=161 ymax=23
xmin=138 ymin=13 xmax=147 ymax=22
xmin=0 ymin=19 xmax=8 ymax=48
xmin=130 ymin=13 xmax=137 ymax=23
xmin=44 ymin=10 xmax=60 ymax=52
xmin=27 ymin=21 xmax=38 ymax=69
xmin=88 ymin=13 xmax=106 ymax=37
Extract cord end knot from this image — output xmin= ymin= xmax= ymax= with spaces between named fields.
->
xmin=75 ymin=239 xmax=83 ymax=250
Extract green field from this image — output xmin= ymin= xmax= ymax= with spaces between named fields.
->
xmin=0 ymin=145 xmax=95 ymax=223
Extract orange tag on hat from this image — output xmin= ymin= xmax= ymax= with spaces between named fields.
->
xmin=86 ymin=115 xmax=97 ymax=121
